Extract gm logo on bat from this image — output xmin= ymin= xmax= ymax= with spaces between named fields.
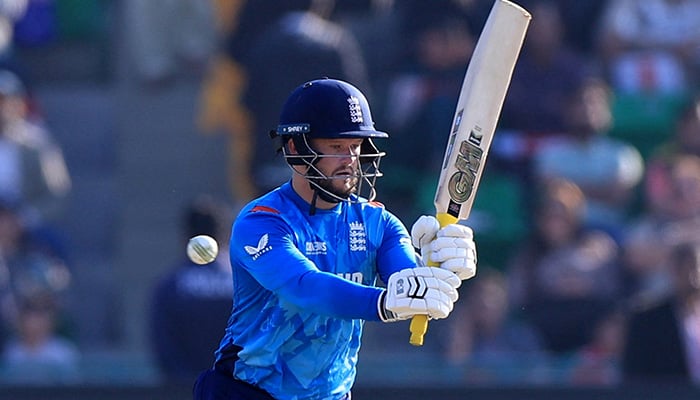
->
xmin=448 ymin=126 xmax=484 ymax=203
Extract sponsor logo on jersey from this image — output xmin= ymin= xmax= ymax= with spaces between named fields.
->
xmin=305 ymin=241 xmax=327 ymax=255
xmin=349 ymin=221 xmax=366 ymax=252
xmin=244 ymin=234 xmax=272 ymax=260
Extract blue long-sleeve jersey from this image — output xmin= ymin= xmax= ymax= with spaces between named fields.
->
xmin=214 ymin=182 xmax=416 ymax=399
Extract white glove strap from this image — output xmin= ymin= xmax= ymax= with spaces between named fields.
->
xmin=377 ymin=291 xmax=398 ymax=322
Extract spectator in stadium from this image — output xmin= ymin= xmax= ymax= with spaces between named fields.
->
xmin=0 ymin=290 xmax=79 ymax=384
xmin=500 ymin=0 xmax=593 ymax=134
xmin=567 ymin=306 xmax=627 ymax=386
xmin=0 ymin=68 xmax=71 ymax=256
xmin=198 ymin=0 xmax=371 ymax=203
xmin=0 ymin=199 xmax=72 ymax=356
xmin=506 ymin=178 xmax=621 ymax=355
xmin=645 ymin=98 xmax=700 ymax=220
xmin=380 ymin=0 xmax=475 ymax=223
xmin=532 ymin=77 xmax=644 ymax=238
xmin=622 ymin=241 xmax=700 ymax=384
xmin=652 ymin=96 xmax=700 ymax=158
xmin=620 ymin=153 xmax=700 ymax=305
xmin=0 ymin=196 xmax=74 ymax=384
xmin=149 ymin=194 xmax=233 ymax=383
xmin=618 ymin=220 xmax=673 ymax=303
xmin=597 ymin=0 xmax=700 ymax=95
xmin=639 ymin=154 xmax=700 ymax=247
xmin=444 ymin=267 xmax=546 ymax=383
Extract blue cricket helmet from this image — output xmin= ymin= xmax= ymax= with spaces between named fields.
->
xmin=276 ymin=78 xmax=388 ymax=140
xmin=273 ymin=78 xmax=386 ymax=203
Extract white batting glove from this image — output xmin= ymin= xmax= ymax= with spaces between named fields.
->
xmin=411 ymin=216 xmax=478 ymax=281
xmin=430 ymin=224 xmax=477 ymax=280
xmin=378 ymin=266 xmax=461 ymax=323
xmin=411 ymin=215 xmax=440 ymax=263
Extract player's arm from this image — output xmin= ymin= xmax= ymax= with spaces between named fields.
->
xmin=232 ymin=211 xmax=459 ymax=322
xmin=374 ymin=210 xmax=419 ymax=284
xmin=376 ymin=211 xmax=477 ymax=281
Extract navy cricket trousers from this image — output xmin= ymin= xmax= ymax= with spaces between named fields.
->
xmin=193 ymin=360 xmax=351 ymax=400
xmin=193 ymin=366 xmax=275 ymax=400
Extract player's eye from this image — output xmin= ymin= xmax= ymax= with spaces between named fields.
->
xmin=322 ymin=140 xmax=362 ymax=155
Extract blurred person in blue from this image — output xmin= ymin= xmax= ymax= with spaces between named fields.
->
xmin=150 ymin=194 xmax=234 ymax=383
xmin=0 ymin=198 xmax=75 ymax=384
xmin=0 ymin=290 xmax=79 ymax=384
xmin=193 ymin=78 xmax=478 ymax=400
xmin=0 ymin=198 xmax=71 ymax=350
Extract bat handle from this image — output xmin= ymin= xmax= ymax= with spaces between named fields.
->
xmin=409 ymin=213 xmax=459 ymax=346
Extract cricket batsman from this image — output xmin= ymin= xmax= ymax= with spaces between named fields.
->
xmin=193 ymin=78 xmax=478 ymax=399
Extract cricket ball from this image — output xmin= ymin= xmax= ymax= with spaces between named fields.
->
xmin=187 ymin=235 xmax=219 ymax=265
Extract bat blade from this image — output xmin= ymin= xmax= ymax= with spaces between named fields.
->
xmin=409 ymin=0 xmax=531 ymax=346
xmin=434 ymin=0 xmax=531 ymax=220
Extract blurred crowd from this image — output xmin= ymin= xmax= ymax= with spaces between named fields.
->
xmin=0 ymin=0 xmax=75 ymax=384
xmin=0 ymin=0 xmax=700 ymax=390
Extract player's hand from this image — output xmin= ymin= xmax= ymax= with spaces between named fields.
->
xmin=411 ymin=215 xmax=477 ymax=281
xmin=378 ymin=266 xmax=460 ymax=323
xmin=411 ymin=215 xmax=440 ymax=262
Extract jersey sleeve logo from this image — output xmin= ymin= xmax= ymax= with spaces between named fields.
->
xmin=244 ymin=234 xmax=272 ymax=260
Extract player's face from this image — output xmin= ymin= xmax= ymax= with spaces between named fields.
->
xmin=311 ymin=138 xmax=362 ymax=198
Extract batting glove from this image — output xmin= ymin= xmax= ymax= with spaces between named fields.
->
xmin=411 ymin=215 xmax=478 ymax=281
xmin=378 ymin=266 xmax=461 ymax=323
xmin=411 ymin=215 xmax=440 ymax=263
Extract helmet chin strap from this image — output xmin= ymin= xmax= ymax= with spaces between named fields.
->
xmin=307 ymin=170 xmax=344 ymax=216
xmin=309 ymin=189 xmax=319 ymax=216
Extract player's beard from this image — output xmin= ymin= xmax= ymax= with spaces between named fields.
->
xmin=317 ymin=167 xmax=359 ymax=200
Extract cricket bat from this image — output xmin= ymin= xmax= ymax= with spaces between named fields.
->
xmin=409 ymin=0 xmax=531 ymax=346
